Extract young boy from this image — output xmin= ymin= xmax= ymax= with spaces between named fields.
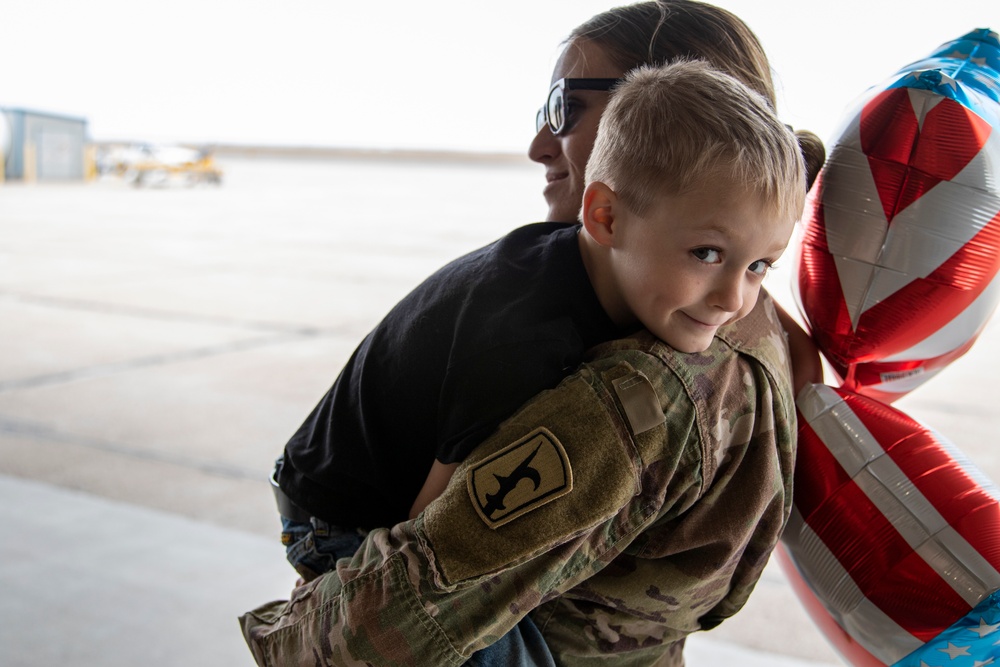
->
xmin=248 ymin=59 xmax=805 ymax=665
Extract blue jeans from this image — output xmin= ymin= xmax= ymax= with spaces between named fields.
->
xmin=464 ymin=616 xmax=557 ymax=667
xmin=280 ymin=516 xmax=366 ymax=581
xmin=279 ymin=516 xmax=555 ymax=666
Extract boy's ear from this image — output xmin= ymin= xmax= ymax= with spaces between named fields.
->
xmin=581 ymin=181 xmax=618 ymax=248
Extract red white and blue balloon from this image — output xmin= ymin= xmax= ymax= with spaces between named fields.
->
xmin=796 ymin=28 xmax=1000 ymax=402
xmin=782 ymin=28 xmax=1000 ymax=667
xmin=781 ymin=383 xmax=1000 ymax=667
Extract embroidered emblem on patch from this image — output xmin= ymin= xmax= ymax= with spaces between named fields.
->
xmin=467 ymin=427 xmax=573 ymax=529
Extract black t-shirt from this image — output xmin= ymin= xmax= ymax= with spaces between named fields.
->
xmin=279 ymin=222 xmax=625 ymax=529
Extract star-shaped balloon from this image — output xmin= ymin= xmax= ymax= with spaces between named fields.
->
xmin=781 ymin=383 xmax=1000 ymax=667
xmin=796 ymin=28 xmax=1000 ymax=403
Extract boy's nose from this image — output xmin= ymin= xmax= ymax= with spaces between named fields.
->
xmin=709 ymin=273 xmax=745 ymax=313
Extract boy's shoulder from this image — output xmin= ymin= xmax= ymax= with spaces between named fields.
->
xmin=586 ymin=291 xmax=790 ymax=387
xmin=583 ymin=292 xmax=795 ymax=492
xmin=584 ymin=291 xmax=794 ymax=444
xmin=715 ymin=290 xmax=790 ymax=362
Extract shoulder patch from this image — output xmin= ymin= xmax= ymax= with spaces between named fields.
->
xmin=467 ymin=427 xmax=573 ymax=529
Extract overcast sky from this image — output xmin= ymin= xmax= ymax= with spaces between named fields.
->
xmin=3 ymin=0 xmax=997 ymax=153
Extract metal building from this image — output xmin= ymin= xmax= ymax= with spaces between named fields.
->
xmin=1 ymin=107 xmax=90 ymax=181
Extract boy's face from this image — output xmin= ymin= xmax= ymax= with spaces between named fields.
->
xmin=601 ymin=183 xmax=795 ymax=353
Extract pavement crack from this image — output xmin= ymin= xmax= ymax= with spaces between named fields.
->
xmin=0 ymin=415 xmax=266 ymax=482
xmin=1 ymin=290 xmax=368 ymax=392
xmin=0 ymin=290 xmax=334 ymax=336
xmin=0 ymin=332 xmax=312 ymax=392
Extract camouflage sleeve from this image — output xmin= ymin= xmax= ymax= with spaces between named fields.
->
xmin=240 ymin=353 xmax=702 ymax=666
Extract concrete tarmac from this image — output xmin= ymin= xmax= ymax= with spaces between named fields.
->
xmin=4 ymin=153 xmax=996 ymax=666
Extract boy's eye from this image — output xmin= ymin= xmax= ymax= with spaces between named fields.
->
xmin=748 ymin=259 xmax=772 ymax=276
xmin=691 ymin=248 xmax=721 ymax=263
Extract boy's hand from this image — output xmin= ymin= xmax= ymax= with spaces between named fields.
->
xmin=409 ymin=460 xmax=460 ymax=519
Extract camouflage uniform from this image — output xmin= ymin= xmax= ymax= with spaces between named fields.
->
xmin=240 ymin=293 xmax=795 ymax=666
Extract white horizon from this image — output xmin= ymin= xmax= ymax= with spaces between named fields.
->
xmin=2 ymin=0 xmax=996 ymax=153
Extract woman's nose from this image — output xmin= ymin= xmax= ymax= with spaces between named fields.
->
xmin=528 ymin=125 xmax=559 ymax=164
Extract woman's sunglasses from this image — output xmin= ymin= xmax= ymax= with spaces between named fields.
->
xmin=535 ymin=78 xmax=622 ymax=136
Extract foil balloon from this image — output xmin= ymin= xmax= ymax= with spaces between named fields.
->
xmin=780 ymin=383 xmax=1000 ymax=667
xmin=797 ymin=29 xmax=1000 ymax=402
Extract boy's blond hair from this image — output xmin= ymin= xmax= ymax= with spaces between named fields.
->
xmin=585 ymin=59 xmax=806 ymax=221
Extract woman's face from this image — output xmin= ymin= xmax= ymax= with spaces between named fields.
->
xmin=528 ymin=39 xmax=624 ymax=222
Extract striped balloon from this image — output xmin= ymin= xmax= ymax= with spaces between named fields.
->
xmin=796 ymin=29 xmax=1000 ymax=402
xmin=780 ymin=383 xmax=1000 ymax=666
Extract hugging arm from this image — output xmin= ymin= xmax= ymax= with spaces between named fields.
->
xmin=773 ymin=299 xmax=823 ymax=393
xmin=240 ymin=353 xmax=696 ymax=666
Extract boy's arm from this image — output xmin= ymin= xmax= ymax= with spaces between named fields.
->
xmin=772 ymin=299 xmax=823 ymax=392
xmin=240 ymin=354 xmax=696 ymax=666
xmin=408 ymin=460 xmax=459 ymax=519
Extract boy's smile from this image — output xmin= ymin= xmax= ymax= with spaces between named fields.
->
xmin=581 ymin=180 xmax=795 ymax=354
